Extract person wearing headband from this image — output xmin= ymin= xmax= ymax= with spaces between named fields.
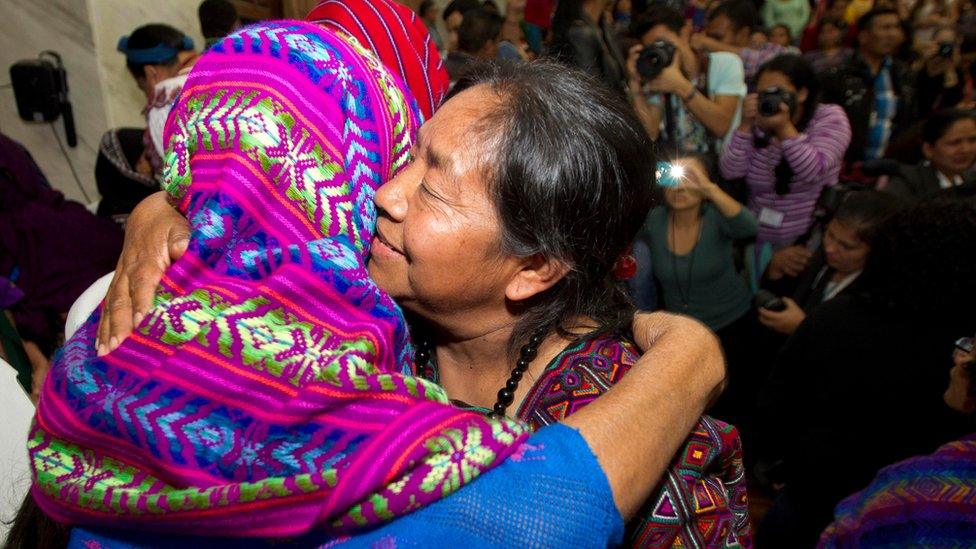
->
xmin=117 ymin=24 xmax=198 ymax=100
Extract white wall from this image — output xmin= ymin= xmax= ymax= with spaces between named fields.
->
xmin=1 ymin=0 xmax=107 ymax=203
xmin=88 ymin=0 xmax=204 ymax=129
xmin=1 ymin=0 xmax=205 ymax=203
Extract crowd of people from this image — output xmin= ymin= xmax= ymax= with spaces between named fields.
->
xmin=1 ymin=0 xmax=975 ymax=547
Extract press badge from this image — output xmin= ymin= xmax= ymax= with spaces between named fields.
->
xmin=758 ymin=207 xmax=785 ymax=228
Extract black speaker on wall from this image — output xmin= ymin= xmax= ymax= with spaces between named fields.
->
xmin=9 ymin=51 xmax=77 ymax=147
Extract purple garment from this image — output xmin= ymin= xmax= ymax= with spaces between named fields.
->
xmin=0 ymin=132 xmax=122 ymax=352
xmin=819 ymin=434 xmax=976 ymax=547
xmin=740 ymin=43 xmax=785 ymax=80
xmin=720 ymin=103 xmax=852 ymax=246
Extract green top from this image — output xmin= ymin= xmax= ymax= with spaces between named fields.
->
xmin=642 ymin=204 xmax=758 ymax=330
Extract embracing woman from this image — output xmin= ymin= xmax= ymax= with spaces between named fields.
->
xmin=19 ymin=2 xmax=744 ymax=546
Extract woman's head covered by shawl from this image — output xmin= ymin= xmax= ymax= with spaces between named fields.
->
xmin=307 ymin=0 xmax=450 ymax=122
xmin=28 ymin=9 xmax=525 ymax=539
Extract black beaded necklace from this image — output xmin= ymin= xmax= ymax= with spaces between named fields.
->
xmin=414 ymin=329 xmax=546 ymax=418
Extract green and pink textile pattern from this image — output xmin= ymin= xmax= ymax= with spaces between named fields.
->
xmin=29 ymin=20 xmax=529 ymax=537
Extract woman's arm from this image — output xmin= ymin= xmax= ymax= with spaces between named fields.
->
xmin=777 ymin=106 xmax=851 ymax=191
xmin=642 ymin=52 xmax=742 ymax=139
xmin=563 ymin=312 xmax=725 ymax=518
xmin=625 ymin=45 xmax=663 ymax=140
xmin=719 ymin=129 xmax=756 ymax=180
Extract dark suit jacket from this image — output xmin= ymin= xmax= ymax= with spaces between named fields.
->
xmin=885 ymin=163 xmax=976 ymax=200
xmin=821 ymin=54 xmax=917 ymax=165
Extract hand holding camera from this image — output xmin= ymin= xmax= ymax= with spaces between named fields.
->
xmin=627 ymin=39 xmax=691 ymax=96
xmin=656 ymin=160 xmax=717 ymax=200
xmin=754 ymin=87 xmax=798 ymax=138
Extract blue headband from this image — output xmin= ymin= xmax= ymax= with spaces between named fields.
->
xmin=117 ymin=35 xmax=194 ymax=64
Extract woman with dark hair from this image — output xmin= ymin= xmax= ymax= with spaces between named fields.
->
xmin=886 ymin=108 xmax=976 ymax=199
xmin=758 ymin=190 xmax=903 ymax=335
xmin=548 ymin=0 xmax=628 ymax=95
xmin=641 ymin=155 xmax=759 ymax=429
xmin=16 ymin=9 xmax=736 ymax=545
xmin=116 ymin=24 xmax=198 ymax=100
xmin=720 ymin=54 xmax=851 ymax=286
xmin=802 ymin=17 xmax=852 ymax=72
xmin=757 ymin=199 xmax=976 ymax=546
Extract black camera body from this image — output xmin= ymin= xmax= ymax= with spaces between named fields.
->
xmin=637 ymin=40 xmax=677 ymax=80
xmin=938 ymin=41 xmax=955 ymax=58
xmin=758 ymin=86 xmax=797 ymax=117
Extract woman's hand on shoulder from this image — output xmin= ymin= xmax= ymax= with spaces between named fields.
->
xmin=96 ymin=192 xmax=190 ymax=356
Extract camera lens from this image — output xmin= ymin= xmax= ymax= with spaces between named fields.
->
xmin=637 ymin=40 xmax=676 ymax=80
xmin=759 ymin=96 xmax=781 ymax=117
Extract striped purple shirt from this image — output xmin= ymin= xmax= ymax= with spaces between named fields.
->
xmin=720 ymin=103 xmax=851 ymax=246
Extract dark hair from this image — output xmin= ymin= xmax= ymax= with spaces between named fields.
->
xmin=443 ymin=0 xmax=481 ymax=21
xmin=198 ymin=0 xmax=238 ymax=40
xmin=708 ymin=0 xmax=759 ymax=32
xmin=450 ymin=60 xmax=656 ymax=349
xmin=631 ymin=6 xmax=686 ymax=37
xmin=861 ymin=199 xmax=976 ymax=323
xmin=754 ymin=54 xmax=821 ymax=195
xmin=832 ymin=190 xmax=903 ymax=245
xmin=820 ymin=17 xmax=845 ymax=31
xmin=123 ymin=24 xmax=190 ymax=79
xmin=770 ymin=23 xmax=792 ymax=38
xmin=418 ymin=0 xmax=436 ymax=17
xmin=5 ymin=493 xmax=70 ymax=549
xmin=922 ymin=109 xmax=976 ymax=145
xmin=457 ymin=8 xmax=503 ymax=53
xmin=856 ymin=7 xmax=899 ymax=34
xmin=656 ymin=153 xmax=720 ymax=206
xmin=550 ymin=0 xmax=584 ymax=45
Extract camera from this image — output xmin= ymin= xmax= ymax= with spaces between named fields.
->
xmin=938 ymin=41 xmax=955 ymax=58
xmin=758 ymin=87 xmax=797 ymax=117
xmin=754 ymin=289 xmax=787 ymax=312
xmin=637 ymin=40 xmax=677 ymax=80
xmin=655 ymin=161 xmax=685 ymax=187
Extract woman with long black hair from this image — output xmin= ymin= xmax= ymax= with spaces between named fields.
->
xmin=719 ymin=54 xmax=851 ymax=284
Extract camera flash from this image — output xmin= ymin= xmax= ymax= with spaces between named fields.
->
xmin=670 ymin=164 xmax=685 ymax=179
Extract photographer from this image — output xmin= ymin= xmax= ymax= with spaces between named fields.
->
xmin=720 ymin=55 xmax=851 ymax=257
xmin=639 ymin=155 xmax=758 ymax=425
xmin=757 ymin=191 xmax=902 ymax=335
xmin=756 ymin=199 xmax=976 ymax=547
xmin=916 ymin=26 xmax=966 ymax=117
xmin=627 ymin=8 xmax=747 ymax=155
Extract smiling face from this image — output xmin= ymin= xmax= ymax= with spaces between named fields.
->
xmin=367 ymin=86 xmax=528 ymax=329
